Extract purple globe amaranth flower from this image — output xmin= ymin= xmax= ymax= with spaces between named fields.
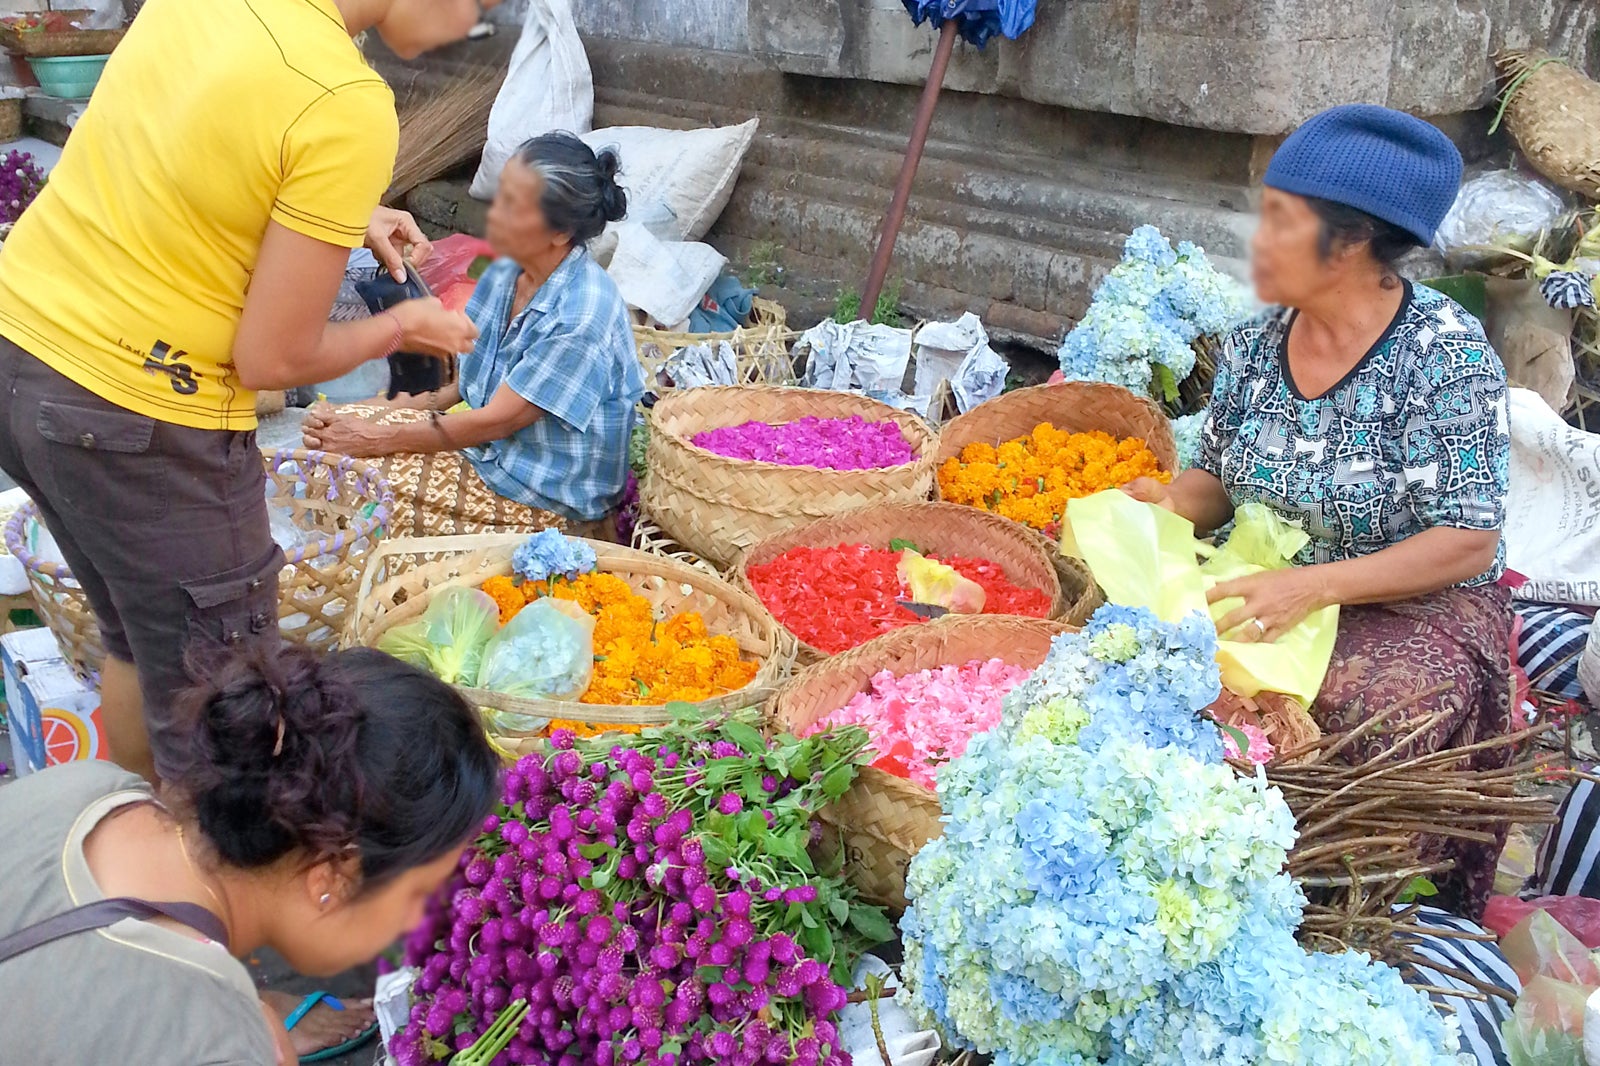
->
xmin=641 ymin=792 xmax=668 ymax=819
xmin=482 ymin=813 xmax=503 ymax=834
xmin=689 ymin=884 xmax=719 ymax=912
xmin=707 ymin=982 xmax=736 ymax=1006
xmin=553 ymin=749 xmax=583 ymax=779
xmin=550 ymin=728 xmax=577 ymax=750
xmin=500 ymin=820 xmax=530 ymax=846
xmin=464 ymin=858 xmax=492 ymax=886
xmin=716 ymin=793 xmax=744 ymax=816
xmin=722 ymin=917 xmax=754 ymax=948
xmin=763 ymin=888 xmax=782 ymax=903
xmin=708 ymin=941 xmax=735 ymax=966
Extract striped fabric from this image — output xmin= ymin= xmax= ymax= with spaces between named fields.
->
xmin=1406 ymin=906 xmax=1519 ymax=1066
xmin=1514 ymin=602 xmax=1595 ymax=706
xmin=1534 ymin=776 xmax=1600 ymax=898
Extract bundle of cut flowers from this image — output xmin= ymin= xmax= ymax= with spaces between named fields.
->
xmin=899 ymin=604 xmax=1464 ymax=1065
xmin=0 ymin=150 xmax=45 ymax=228
xmin=937 ymin=424 xmax=1168 ymax=536
xmin=692 ymin=415 xmax=916 ymax=470
xmin=1057 ymin=225 xmax=1250 ymax=405
xmin=805 ymin=658 xmax=1032 ymax=788
xmin=391 ymin=709 xmax=896 ymax=1066
xmin=747 ymin=543 xmax=1053 ymax=654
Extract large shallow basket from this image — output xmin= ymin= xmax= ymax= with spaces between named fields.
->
xmin=2 ymin=450 xmax=392 ymax=680
xmin=769 ymin=615 xmax=1075 ymax=910
xmin=643 ymin=386 xmax=940 ymax=570
xmin=1495 ymin=50 xmax=1600 ymax=199
xmin=734 ymin=501 xmax=1064 ymax=665
xmin=634 ymin=297 xmax=797 ymax=395
xmin=347 ymin=533 xmax=791 ymax=734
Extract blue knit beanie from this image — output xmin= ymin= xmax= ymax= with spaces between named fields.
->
xmin=1264 ymin=104 xmax=1463 ymax=246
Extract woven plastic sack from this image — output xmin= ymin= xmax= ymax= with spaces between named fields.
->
xmin=1060 ymin=491 xmax=1338 ymax=705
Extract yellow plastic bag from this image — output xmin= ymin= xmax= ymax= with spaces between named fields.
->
xmin=897 ymin=550 xmax=986 ymax=614
xmin=1060 ymin=490 xmax=1338 ymax=705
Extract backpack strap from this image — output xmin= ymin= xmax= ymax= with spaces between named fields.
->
xmin=0 ymin=897 xmax=228 ymax=964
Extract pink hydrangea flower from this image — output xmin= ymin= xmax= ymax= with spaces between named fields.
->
xmin=1221 ymin=722 xmax=1274 ymax=765
xmin=806 ymin=658 xmax=1031 ymax=788
xmin=691 ymin=415 xmax=915 ymax=470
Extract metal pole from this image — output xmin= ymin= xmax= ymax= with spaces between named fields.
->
xmin=861 ymin=18 xmax=960 ymax=316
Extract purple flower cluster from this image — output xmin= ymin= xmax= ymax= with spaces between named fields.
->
xmin=0 ymin=151 xmax=45 ymax=227
xmin=692 ymin=416 xmax=916 ymax=471
xmin=393 ymin=718 xmax=882 ymax=1066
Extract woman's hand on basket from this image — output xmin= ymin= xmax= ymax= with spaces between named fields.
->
xmin=1209 ymin=568 xmax=1332 ymax=644
xmin=302 ymin=404 xmax=396 ymax=459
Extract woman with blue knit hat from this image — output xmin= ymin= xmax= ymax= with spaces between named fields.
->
xmin=1127 ymin=104 xmax=1512 ymax=917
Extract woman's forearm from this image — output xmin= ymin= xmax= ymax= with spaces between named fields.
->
xmin=1167 ymin=469 xmax=1236 ymax=535
xmin=385 ymin=402 xmax=539 ymax=455
xmin=1312 ymin=526 xmax=1502 ymax=606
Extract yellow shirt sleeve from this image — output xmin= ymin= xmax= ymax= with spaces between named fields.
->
xmin=270 ymin=82 xmax=398 ymax=248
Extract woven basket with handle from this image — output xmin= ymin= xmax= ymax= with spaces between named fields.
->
xmin=346 ymin=533 xmax=792 ymax=739
xmin=2 ymin=450 xmax=392 ymax=680
xmin=634 ymin=297 xmax=797 ymax=395
xmin=768 ymin=615 xmax=1075 ymax=910
xmin=642 ymin=386 xmax=940 ymax=570
xmin=733 ymin=501 xmax=1067 ymax=665
xmin=1495 ymin=50 xmax=1600 ymax=199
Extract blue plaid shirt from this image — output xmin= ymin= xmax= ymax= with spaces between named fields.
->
xmin=458 ymin=250 xmax=644 ymax=521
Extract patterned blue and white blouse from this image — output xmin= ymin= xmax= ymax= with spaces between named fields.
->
xmin=1198 ymin=281 xmax=1509 ymax=586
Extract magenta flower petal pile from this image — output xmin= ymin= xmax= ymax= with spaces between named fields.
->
xmin=692 ymin=416 xmax=916 ymax=470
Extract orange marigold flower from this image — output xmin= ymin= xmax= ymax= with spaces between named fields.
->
xmin=481 ymin=575 xmax=527 ymax=625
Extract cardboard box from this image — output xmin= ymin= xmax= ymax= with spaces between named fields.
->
xmin=1 ymin=627 xmax=103 ymax=775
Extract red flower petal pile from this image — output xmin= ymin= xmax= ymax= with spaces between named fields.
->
xmin=746 ymin=543 xmax=1052 ymax=654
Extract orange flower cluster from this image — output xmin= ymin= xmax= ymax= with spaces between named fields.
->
xmin=938 ymin=424 xmax=1169 ymax=534
xmin=478 ymin=572 xmax=759 ymax=722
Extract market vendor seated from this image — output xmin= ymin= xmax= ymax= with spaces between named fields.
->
xmin=303 ymin=133 xmax=645 ymax=539
xmin=1127 ymin=105 xmax=1512 ymax=918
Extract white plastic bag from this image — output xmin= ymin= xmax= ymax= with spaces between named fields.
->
xmin=1506 ymin=388 xmax=1600 ymax=607
xmin=799 ymin=320 xmax=915 ymax=396
xmin=839 ymin=954 xmax=940 ymax=1066
xmin=911 ymin=312 xmax=1009 ymax=421
xmin=605 ymin=221 xmax=726 ymax=328
xmin=470 ymin=0 xmax=593 ymax=201
xmin=581 ymin=120 xmax=758 ymax=243
xmin=1435 ymin=170 xmax=1565 ymax=266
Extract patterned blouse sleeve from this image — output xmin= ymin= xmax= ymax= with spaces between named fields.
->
xmin=1399 ymin=317 xmax=1510 ymax=533
xmin=1197 ymin=324 xmax=1253 ymax=478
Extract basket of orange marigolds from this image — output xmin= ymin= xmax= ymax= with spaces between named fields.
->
xmin=935 ymin=381 xmax=1178 ymax=622
xmin=347 ymin=531 xmax=791 ymax=756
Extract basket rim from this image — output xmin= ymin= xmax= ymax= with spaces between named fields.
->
xmin=349 ymin=534 xmax=789 ymax=725
xmin=2 ymin=448 xmax=393 ymax=576
xmin=648 ymin=386 xmax=939 ymax=476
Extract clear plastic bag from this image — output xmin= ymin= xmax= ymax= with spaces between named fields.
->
xmin=1503 ymin=975 xmax=1590 ymax=1066
xmin=1501 ymin=909 xmax=1600 ymax=987
xmin=476 ymin=598 xmax=596 ymax=733
xmin=1435 ymin=170 xmax=1566 ymax=267
xmin=376 ymin=587 xmax=500 ymax=686
xmin=1486 ymin=896 xmax=1600 ymax=950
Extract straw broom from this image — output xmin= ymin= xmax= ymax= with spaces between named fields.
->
xmin=384 ymin=67 xmax=501 ymax=206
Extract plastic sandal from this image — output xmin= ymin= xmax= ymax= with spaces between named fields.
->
xmin=283 ymin=991 xmax=379 ymax=1064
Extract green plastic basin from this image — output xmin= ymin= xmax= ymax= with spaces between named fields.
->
xmin=28 ymin=54 xmax=109 ymax=101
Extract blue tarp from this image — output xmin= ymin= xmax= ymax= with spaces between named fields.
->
xmin=900 ymin=0 xmax=1036 ymax=48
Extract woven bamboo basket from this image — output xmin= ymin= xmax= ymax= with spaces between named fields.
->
xmin=733 ymin=501 xmax=1065 ymax=665
xmin=1496 ymin=51 xmax=1600 ymax=199
xmin=769 ymin=615 xmax=1075 ymax=910
xmin=2 ymin=450 xmax=392 ymax=680
xmin=0 ymin=12 xmax=123 ymax=57
xmin=347 ymin=533 xmax=792 ymax=736
xmin=635 ymin=298 xmax=797 ymax=395
xmin=642 ymin=386 xmax=940 ymax=570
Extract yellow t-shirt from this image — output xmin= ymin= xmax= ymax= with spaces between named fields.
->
xmin=0 ymin=0 xmax=398 ymax=431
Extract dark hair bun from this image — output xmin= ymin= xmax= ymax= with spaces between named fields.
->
xmin=169 ymin=646 xmax=500 ymax=892
xmin=596 ymin=148 xmax=627 ymax=223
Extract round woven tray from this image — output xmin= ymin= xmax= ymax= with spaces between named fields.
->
xmin=733 ymin=501 xmax=1066 ymax=665
xmin=769 ymin=615 xmax=1075 ymax=910
xmin=347 ymin=533 xmax=792 ymax=733
xmin=642 ymin=386 xmax=939 ymax=570
xmin=1496 ymin=50 xmax=1600 ymax=199
xmin=2 ymin=450 xmax=392 ymax=680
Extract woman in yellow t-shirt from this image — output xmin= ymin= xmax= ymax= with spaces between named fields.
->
xmin=0 ymin=0 xmax=497 ymax=794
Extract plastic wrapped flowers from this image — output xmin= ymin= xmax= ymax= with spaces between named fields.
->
xmin=899 ymin=605 xmax=1465 ymax=1066
xmin=1058 ymin=225 xmax=1251 ymax=405
xmin=392 ymin=711 xmax=895 ymax=1066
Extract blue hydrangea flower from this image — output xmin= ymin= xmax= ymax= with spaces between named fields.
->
xmin=511 ymin=529 xmax=598 ymax=583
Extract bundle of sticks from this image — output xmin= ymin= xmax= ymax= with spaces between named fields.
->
xmin=1255 ymin=692 xmax=1561 ymax=999
xmin=385 ymin=67 xmax=501 ymax=206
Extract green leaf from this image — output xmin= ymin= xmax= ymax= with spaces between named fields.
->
xmin=800 ymin=921 xmax=834 ymax=962
xmin=1152 ymin=362 xmax=1180 ymax=404
xmin=737 ymin=810 xmax=768 ymax=843
xmin=785 ymin=901 xmax=805 ymax=927
xmin=820 ymin=761 xmax=855 ymax=800
xmin=722 ymin=720 xmax=766 ymax=756
xmin=590 ymin=869 xmax=613 ymax=890
xmin=1217 ymin=723 xmax=1252 ymax=759
xmin=889 ymin=538 xmax=921 ymax=554
xmin=764 ymin=831 xmax=798 ymax=860
xmin=579 ymin=843 xmax=611 ymax=860
xmin=466 ymin=254 xmax=494 ymax=281
xmin=741 ymin=768 xmax=767 ymax=800
xmin=848 ymin=905 xmax=896 ymax=944
xmin=1397 ymin=876 xmax=1439 ymax=903
xmin=828 ymin=898 xmax=850 ymax=925
xmin=696 ymin=966 xmax=723 ymax=984
xmin=799 ymin=905 xmax=818 ymax=929
xmin=700 ymin=833 xmax=731 ymax=867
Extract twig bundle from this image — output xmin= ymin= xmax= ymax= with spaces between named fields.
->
xmin=384 ymin=68 xmax=500 ymax=206
xmin=1251 ymin=696 xmax=1560 ymax=989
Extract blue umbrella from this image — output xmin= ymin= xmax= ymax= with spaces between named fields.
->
xmin=862 ymin=1 xmax=1038 ymax=310
xmin=900 ymin=0 xmax=1037 ymax=49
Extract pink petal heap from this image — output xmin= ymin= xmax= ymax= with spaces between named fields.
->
xmin=808 ymin=658 xmax=1031 ymax=788
xmin=1222 ymin=722 xmax=1275 ymax=765
xmin=691 ymin=415 xmax=916 ymax=470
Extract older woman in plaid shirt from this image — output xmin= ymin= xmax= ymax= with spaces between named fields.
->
xmin=304 ymin=133 xmax=643 ymax=540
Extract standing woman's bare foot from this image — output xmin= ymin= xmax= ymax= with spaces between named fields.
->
xmin=260 ymin=991 xmax=376 ymax=1061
